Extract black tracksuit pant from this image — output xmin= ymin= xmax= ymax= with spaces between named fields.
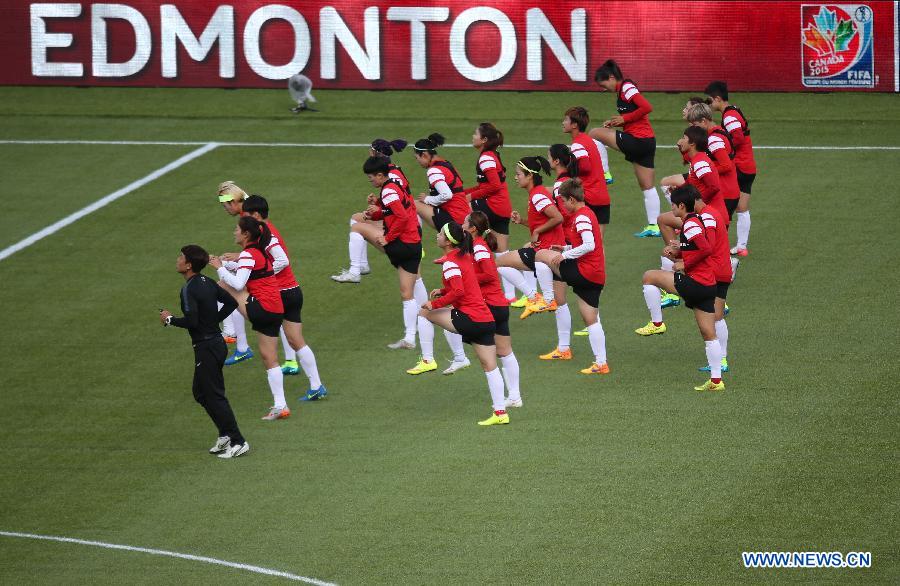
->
xmin=192 ymin=337 xmax=245 ymax=445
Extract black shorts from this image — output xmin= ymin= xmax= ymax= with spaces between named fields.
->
xmin=471 ymin=198 xmax=510 ymax=235
xmin=488 ymin=304 xmax=510 ymax=337
xmin=737 ymin=170 xmax=755 ymax=194
xmin=451 ymin=309 xmax=496 ymax=346
xmin=558 ymin=259 xmax=604 ymax=308
xmin=674 ymin=272 xmax=716 ymax=313
xmin=616 ymin=131 xmax=656 ymax=169
xmin=725 ymin=198 xmax=739 ymax=221
xmin=246 ymin=296 xmax=283 ymax=338
xmin=587 ymin=204 xmax=610 ymax=225
xmin=384 ymin=239 xmax=422 ymax=274
xmin=716 ymin=281 xmax=730 ymax=300
xmin=517 ymin=247 xmax=537 ymax=272
xmin=280 ymin=286 xmax=303 ymax=323
xmin=432 ymin=206 xmax=454 ymax=232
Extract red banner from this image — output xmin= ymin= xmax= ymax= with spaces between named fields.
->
xmin=1 ymin=1 xmax=897 ymax=91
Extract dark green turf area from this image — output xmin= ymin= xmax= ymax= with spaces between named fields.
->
xmin=0 ymin=87 xmax=897 ymax=584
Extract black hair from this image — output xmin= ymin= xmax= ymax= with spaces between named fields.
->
xmin=594 ymin=59 xmax=623 ymax=82
xmin=442 ymin=221 xmax=474 ymax=256
xmin=237 ymin=215 xmax=272 ymax=251
xmin=704 ymin=80 xmax=729 ymax=101
xmin=549 ymin=143 xmax=579 ymax=177
xmin=467 ymin=211 xmax=498 ymax=252
xmin=413 ymin=133 xmax=445 ymax=155
xmin=564 ymin=106 xmax=589 ymax=132
xmin=558 ymin=178 xmax=585 ymax=202
xmin=684 ymin=126 xmax=708 ymax=152
xmin=241 ymin=194 xmax=269 ymax=219
xmin=688 ymin=95 xmax=712 ymax=106
xmin=180 ymin=244 xmax=209 ymax=273
xmin=517 ymin=156 xmax=552 ymax=185
xmin=476 ymin=122 xmax=504 ymax=152
xmin=670 ymin=184 xmax=701 ymax=212
xmin=363 ymin=155 xmax=391 ymax=175
xmin=371 ymin=138 xmax=408 ymax=159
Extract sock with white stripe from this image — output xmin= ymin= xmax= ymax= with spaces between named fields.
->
xmin=594 ymin=138 xmax=610 ymax=174
xmin=402 ymin=299 xmax=417 ymax=344
xmin=232 ymin=310 xmax=249 ymax=353
xmin=643 ymin=187 xmax=661 ymax=224
xmin=500 ymin=353 xmax=521 ymax=402
xmin=736 ymin=211 xmax=751 ymax=249
xmin=485 ymin=367 xmax=506 ymax=412
xmin=220 ymin=303 xmax=235 ymax=337
xmin=348 ymin=232 xmax=365 ymax=276
xmin=444 ymin=330 xmax=466 ymax=362
xmin=555 ymin=303 xmax=571 ymax=352
xmin=535 ymin=262 xmax=555 ymax=303
xmin=266 ymin=366 xmax=286 ymax=409
xmin=417 ymin=315 xmax=435 ymax=362
xmin=523 ymin=270 xmax=538 ymax=296
xmin=296 ymin=345 xmax=321 ymax=388
xmin=350 ymin=218 xmax=370 ymax=271
xmin=643 ymin=284 xmax=663 ymax=324
xmin=413 ymin=277 xmax=428 ymax=305
xmin=705 ymin=340 xmax=723 ymax=379
xmin=280 ymin=327 xmax=296 ymax=361
xmin=715 ymin=319 xmax=728 ymax=359
xmin=587 ymin=322 xmax=607 ymax=365
xmin=661 ymin=256 xmax=674 ymax=272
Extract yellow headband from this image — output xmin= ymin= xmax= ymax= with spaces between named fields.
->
xmin=517 ymin=160 xmax=540 ymax=175
xmin=442 ymin=222 xmax=459 ymax=245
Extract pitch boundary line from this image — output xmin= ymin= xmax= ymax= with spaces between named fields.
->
xmin=0 ymin=531 xmax=336 ymax=585
xmin=0 ymin=142 xmax=219 ymax=262
xmin=0 ymin=139 xmax=898 ymax=150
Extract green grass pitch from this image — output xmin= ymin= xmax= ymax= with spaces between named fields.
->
xmin=0 ymin=87 xmax=897 ymax=584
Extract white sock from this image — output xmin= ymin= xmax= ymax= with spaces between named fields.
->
xmin=417 ymin=315 xmax=435 ymax=362
xmin=587 ymin=321 xmax=607 ymax=365
xmin=413 ymin=277 xmax=428 ymax=305
xmin=402 ymin=299 xmax=417 ymax=344
xmin=232 ymin=310 xmax=249 ymax=353
xmin=497 ymin=262 xmax=535 ymax=298
xmin=535 ymin=262 xmax=555 ymax=302
xmin=555 ymin=303 xmax=571 ymax=351
xmin=220 ymin=303 xmax=235 ymax=337
xmin=662 ymin=185 xmax=672 ymax=203
xmin=500 ymin=353 xmax=521 ymax=402
xmin=594 ymin=138 xmax=610 ymax=175
xmin=731 ymin=256 xmax=740 ymax=281
xmin=736 ymin=211 xmax=751 ymax=249
xmin=266 ymin=366 xmax=286 ymax=409
xmin=643 ymin=187 xmax=661 ymax=224
xmin=444 ymin=330 xmax=466 ymax=362
xmin=660 ymin=256 xmax=674 ymax=272
xmin=348 ymin=232 xmax=366 ymax=276
xmin=705 ymin=340 xmax=723 ymax=379
xmin=715 ymin=319 xmax=728 ymax=358
xmin=485 ymin=367 xmax=506 ymax=412
xmin=279 ymin=327 xmax=296 ymax=361
xmin=296 ymin=345 xmax=322 ymax=388
xmin=643 ymin=284 xmax=663 ymax=324
xmin=523 ymin=270 xmax=537 ymax=295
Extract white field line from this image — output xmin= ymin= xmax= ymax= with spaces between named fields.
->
xmin=0 ymin=531 xmax=335 ymax=585
xmin=0 ymin=142 xmax=219 ymax=262
xmin=0 ymin=139 xmax=898 ymax=150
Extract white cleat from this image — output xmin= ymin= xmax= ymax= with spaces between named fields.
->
xmin=442 ymin=358 xmax=471 ymax=375
xmin=331 ymin=269 xmax=360 ymax=283
xmin=504 ymin=398 xmax=523 ymax=408
xmin=359 ymin=265 xmax=371 ymax=275
xmin=387 ymin=338 xmax=416 ymax=350
xmin=209 ymin=436 xmax=230 ymax=454
xmin=730 ymin=256 xmax=740 ymax=282
xmin=217 ymin=442 xmax=250 ymax=459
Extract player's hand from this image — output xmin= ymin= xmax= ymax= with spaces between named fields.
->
xmin=673 ymin=260 xmax=685 ymax=271
xmin=375 ymin=236 xmax=387 ymax=247
xmin=365 ymin=204 xmax=379 ymax=216
xmin=548 ymin=254 xmax=563 ymax=270
xmin=367 ymin=193 xmax=377 ymax=205
xmin=416 ymin=192 xmax=428 ymax=202
xmin=510 ymin=210 xmax=522 ymax=225
xmin=159 ymin=310 xmax=172 ymax=325
xmin=609 ymin=115 xmax=625 ymax=127
xmin=220 ymin=252 xmax=240 ymax=262
xmin=602 ymin=119 xmax=613 ymax=128
xmin=429 ymin=289 xmax=443 ymax=300
xmin=419 ymin=303 xmax=433 ymax=315
xmin=209 ymin=256 xmax=223 ymax=269
xmin=531 ymin=230 xmax=542 ymax=244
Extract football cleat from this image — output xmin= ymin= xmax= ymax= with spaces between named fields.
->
xmin=509 ymin=295 xmax=528 ymax=308
xmin=635 ymin=322 xmax=667 ymax=336
xmin=699 ymin=358 xmax=730 ymax=373
xmin=694 ymin=379 xmax=726 ymax=392
xmin=604 ymin=171 xmax=614 ymax=184
xmin=442 ymin=358 xmax=471 ymax=375
xmin=261 ymin=406 xmax=291 ymax=421
xmin=387 ymin=338 xmax=416 ymax=350
xmin=300 ymin=385 xmax=328 ymax=401
xmin=539 ymin=347 xmax=572 ymax=360
xmin=520 ymin=294 xmax=549 ymax=320
xmin=281 ymin=359 xmax=299 ymax=375
xmin=633 ymin=224 xmax=661 ymax=238
xmin=209 ymin=436 xmax=230 ymax=454
xmin=724 ymin=304 xmax=730 ymax=317
xmin=222 ymin=334 xmax=237 ymax=345
xmin=544 ymin=300 xmax=559 ymax=312
xmin=217 ymin=442 xmax=250 ymax=459
xmin=224 ymin=348 xmax=253 ymax=366
xmin=359 ymin=265 xmax=371 ymax=275
xmin=730 ymin=246 xmax=749 ymax=257
xmin=477 ymin=412 xmax=510 ymax=426
xmin=406 ymin=358 xmax=437 ymax=375
xmin=504 ymin=398 xmax=523 ymax=408
xmin=330 ymin=269 xmax=360 ymax=283
xmin=660 ymin=293 xmax=681 ymax=308
xmin=580 ymin=362 xmax=610 ymax=375
xmin=573 ymin=327 xmax=589 ymax=337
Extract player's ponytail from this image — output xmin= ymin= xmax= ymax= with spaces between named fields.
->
xmin=371 ymin=138 xmax=408 ymax=159
xmin=477 ymin=122 xmax=504 ymax=152
xmin=549 ymin=143 xmax=579 ymax=177
xmin=594 ymin=59 xmax=623 ymax=82
xmin=467 ymin=211 xmax=498 ymax=252
xmin=237 ymin=215 xmax=271 ymax=251
xmin=517 ymin=156 xmax=552 ymax=186
xmin=414 ymin=133 xmax=445 ymax=155
xmin=443 ymin=221 xmax=473 ymax=256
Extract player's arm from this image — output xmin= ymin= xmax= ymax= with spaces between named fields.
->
xmin=424 ymin=169 xmax=454 ymax=206
xmin=215 ymin=286 xmax=238 ymax=321
xmin=561 ymin=218 xmax=595 ymax=260
xmin=683 ymin=220 xmax=713 ymax=260
xmin=723 ymin=115 xmax=746 ymax=148
xmin=169 ymin=281 xmax=200 ymax=329
xmin=534 ymin=196 xmax=563 ymax=236
xmin=381 ymin=189 xmax=407 ymax=242
xmin=695 ymin=163 xmax=720 ymax=201
xmin=216 ymin=252 xmax=253 ymax=290
xmin=466 ymin=157 xmax=502 ymax=200
xmin=571 ymin=142 xmax=592 ymax=176
xmin=267 ymin=241 xmax=289 ymax=274
xmin=710 ymin=144 xmax=735 ymax=174
xmin=621 ymin=91 xmax=653 ymax=122
xmin=430 ymin=263 xmax=464 ymax=308
xmin=473 ymin=247 xmax=496 ymax=285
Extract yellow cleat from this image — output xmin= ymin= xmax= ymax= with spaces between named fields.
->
xmin=509 ymin=295 xmax=528 ymax=308
xmin=580 ymin=362 xmax=610 ymax=374
xmin=544 ymin=300 xmax=558 ymax=312
xmin=573 ymin=327 xmax=589 ymax=336
xmin=477 ymin=412 xmax=510 ymax=426
xmin=406 ymin=358 xmax=437 ymax=375
xmin=694 ymin=379 xmax=726 ymax=392
xmin=634 ymin=322 xmax=667 ymax=336
xmin=539 ymin=347 xmax=572 ymax=360
xmin=520 ymin=293 xmax=549 ymax=320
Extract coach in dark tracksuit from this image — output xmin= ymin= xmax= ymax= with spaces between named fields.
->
xmin=160 ymin=245 xmax=249 ymax=459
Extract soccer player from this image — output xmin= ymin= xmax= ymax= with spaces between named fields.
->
xmin=495 ymin=156 xmax=564 ymax=320
xmin=216 ymin=181 xmax=249 ymax=355
xmin=563 ymin=107 xmax=611 ymax=236
xmin=463 ymin=212 xmax=522 ymax=407
xmin=685 ymin=102 xmax=740 ymax=222
xmin=210 ymin=217 xmax=291 ymax=419
xmin=533 ymin=179 xmax=610 ymax=375
xmin=159 ymin=245 xmax=248 ymax=459
xmin=412 ymin=133 xmax=469 ymax=231
xmin=419 ymin=222 xmax=509 ymax=426
xmin=634 ymin=185 xmax=725 ymax=391
xmin=697 ymin=198 xmax=732 ymax=374
xmin=240 ymin=195 xmax=326 ymax=401
xmin=705 ymin=80 xmax=757 ymax=255
xmin=589 ymin=59 xmax=662 ymax=237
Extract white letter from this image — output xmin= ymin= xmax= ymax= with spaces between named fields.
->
xmin=161 ymin=5 xmax=234 ymax=79
xmin=386 ymin=7 xmax=449 ymax=80
xmin=31 ymin=4 xmax=82 ymax=77
xmin=526 ymin=8 xmax=585 ymax=82
xmin=449 ymin=7 xmax=516 ymax=83
xmin=320 ymin=6 xmax=380 ymax=80
xmin=92 ymin=4 xmax=151 ymax=77
xmin=243 ymin=5 xmax=310 ymax=80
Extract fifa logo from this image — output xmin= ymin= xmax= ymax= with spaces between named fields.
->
xmin=802 ymin=4 xmax=875 ymax=87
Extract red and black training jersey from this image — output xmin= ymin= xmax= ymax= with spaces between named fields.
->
xmin=240 ymin=245 xmax=285 ymax=313
xmin=617 ymin=79 xmax=654 ymax=138
xmin=427 ymin=160 xmax=469 ymax=224
xmin=387 ymin=163 xmax=410 ymax=192
xmin=679 ymin=213 xmax=717 ymax=287
xmin=687 ymin=152 xmax=727 ymax=221
xmin=472 ymin=237 xmax=509 ymax=307
xmin=371 ymin=179 xmax=420 ymax=244
xmin=552 ymin=171 xmax=573 ymax=225
xmin=526 ymin=185 xmax=565 ymax=250
xmin=570 ymin=132 xmax=609 ymax=206
xmin=706 ymin=126 xmax=740 ymax=202
xmin=466 ymin=150 xmax=512 ymax=217
xmin=722 ymin=105 xmax=756 ymax=175
xmin=565 ymin=206 xmax=605 ymax=285
xmin=430 ymin=248 xmax=495 ymax=322
xmin=699 ymin=205 xmax=731 ymax=284
xmin=265 ymin=221 xmax=299 ymax=290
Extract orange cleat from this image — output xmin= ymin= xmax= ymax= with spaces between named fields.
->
xmin=544 ymin=300 xmax=559 ymax=312
xmin=223 ymin=335 xmax=237 ymax=344
xmin=580 ymin=362 xmax=610 ymax=375
xmin=539 ymin=347 xmax=572 ymax=360
xmin=261 ymin=406 xmax=291 ymax=421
